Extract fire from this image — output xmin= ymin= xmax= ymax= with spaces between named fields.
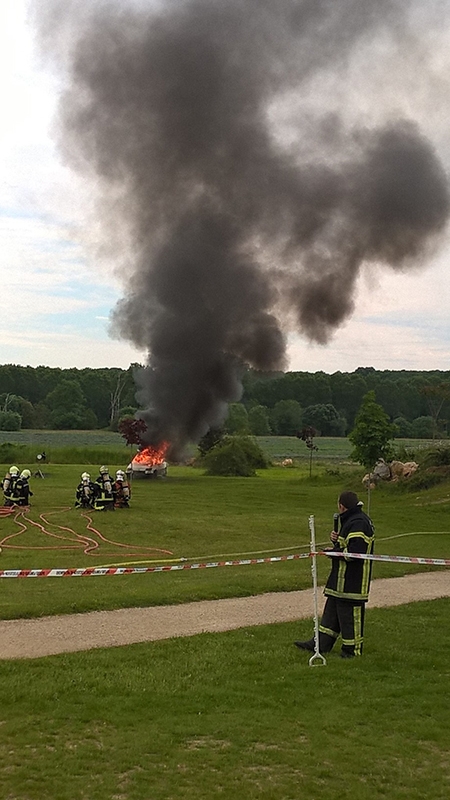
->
xmin=132 ymin=442 xmax=169 ymax=466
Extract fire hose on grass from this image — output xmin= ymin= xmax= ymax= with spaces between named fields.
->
xmin=1 ymin=510 xmax=449 ymax=670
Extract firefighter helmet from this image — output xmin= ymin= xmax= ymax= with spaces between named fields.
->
xmin=81 ymin=472 xmax=90 ymax=480
xmin=116 ymin=470 xmax=125 ymax=480
xmin=100 ymin=465 xmax=108 ymax=474
xmin=21 ymin=469 xmax=31 ymax=479
xmin=9 ymin=465 xmax=19 ymax=475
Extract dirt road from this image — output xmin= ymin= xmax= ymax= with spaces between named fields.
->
xmin=0 ymin=570 xmax=448 ymax=660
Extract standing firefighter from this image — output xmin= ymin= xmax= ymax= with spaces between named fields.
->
xmin=93 ymin=466 xmax=115 ymax=511
xmin=295 ymin=491 xmax=375 ymax=658
xmin=75 ymin=472 xmax=95 ymax=509
xmin=14 ymin=469 xmax=33 ymax=507
xmin=113 ymin=470 xmax=131 ymax=508
xmin=2 ymin=465 xmax=20 ymax=506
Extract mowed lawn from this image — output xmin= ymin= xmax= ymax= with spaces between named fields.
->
xmin=0 ymin=457 xmax=449 ymax=798
xmin=0 ymin=600 xmax=449 ymax=800
xmin=0 ymin=462 xmax=449 ymax=619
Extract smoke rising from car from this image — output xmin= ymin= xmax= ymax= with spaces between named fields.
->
xmin=33 ymin=0 xmax=450 ymax=454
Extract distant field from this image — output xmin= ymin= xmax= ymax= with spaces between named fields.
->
xmin=0 ymin=429 xmax=124 ymax=448
xmin=0 ymin=430 xmax=439 ymax=465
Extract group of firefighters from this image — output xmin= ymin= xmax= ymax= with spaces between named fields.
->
xmin=2 ymin=465 xmax=131 ymax=511
xmin=75 ymin=466 xmax=131 ymax=511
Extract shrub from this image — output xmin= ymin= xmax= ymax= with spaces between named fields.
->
xmin=234 ymin=436 xmax=268 ymax=469
xmin=204 ymin=440 xmax=255 ymax=476
xmin=420 ymin=446 xmax=450 ymax=468
xmin=0 ymin=442 xmax=26 ymax=464
xmin=203 ymin=436 xmax=267 ymax=476
xmin=0 ymin=411 xmax=22 ymax=431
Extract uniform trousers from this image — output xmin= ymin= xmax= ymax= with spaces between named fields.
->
xmin=318 ymin=596 xmax=366 ymax=656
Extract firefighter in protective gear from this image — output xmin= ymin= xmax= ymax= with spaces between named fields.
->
xmin=295 ymin=491 xmax=375 ymax=658
xmin=15 ymin=469 xmax=33 ymax=506
xmin=75 ymin=472 xmax=95 ymax=508
xmin=113 ymin=469 xmax=131 ymax=508
xmin=93 ymin=466 xmax=115 ymax=511
xmin=2 ymin=466 xmax=20 ymax=506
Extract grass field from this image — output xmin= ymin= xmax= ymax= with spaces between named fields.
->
xmin=0 ymin=600 xmax=449 ymax=799
xmin=1 ymin=448 xmax=450 ymax=798
xmin=0 ymin=429 xmax=439 ymax=465
xmin=0 ymin=462 xmax=449 ymax=620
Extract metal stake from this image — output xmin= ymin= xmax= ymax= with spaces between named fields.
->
xmin=308 ymin=514 xmax=327 ymax=667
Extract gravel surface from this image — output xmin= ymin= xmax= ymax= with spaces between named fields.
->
xmin=0 ymin=570 xmax=448 ymax=660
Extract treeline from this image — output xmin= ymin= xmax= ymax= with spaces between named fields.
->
xmin=1 ymin=363 xmax=450 ymax=438
xmin=225 ymin=367 xmax=450 ymax=438
xmin=0 ymin=364 xmax=139 ymax=431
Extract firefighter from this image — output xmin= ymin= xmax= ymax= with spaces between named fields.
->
xmin=113 ymin=469 xmax=131 ymax=508
xmin=295 ymin=491 xmax=375 ymax=658
xmin=14 ymin=469 xmax=33 ymax=507
xmin=75 ymin=472 xmax=95 ymax=509
xmin=93 ymin=465 xmax=115 ymax=511
xmin=2 ymin=465 xmax=20 ymax=506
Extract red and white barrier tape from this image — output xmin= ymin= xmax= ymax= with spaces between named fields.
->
xmin=0 ymin=550 xmax=448 ymax=577
xmin=0 ymin=552 xmax=311 ymax=578
xmin=320 ymin=551 xmax=450 ymax=566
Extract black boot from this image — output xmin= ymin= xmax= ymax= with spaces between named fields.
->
xmin=294 ymin=639 xmax=315 ymax=652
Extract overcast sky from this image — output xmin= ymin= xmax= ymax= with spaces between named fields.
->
xmin=1 ymin=1 xmax=449 ymax=374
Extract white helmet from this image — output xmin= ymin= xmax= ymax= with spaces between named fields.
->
xmin=9 ymin=465 xmax=19 ymax=476
xmin=21 ymin=469 xmax=31 ymax=479
xmin=116 ymin=470 xmax=125 ymax=480
xmin=81 ymin=472 xmax=90 ymax=481
xmin=100 ymin=465 xmax=108 ymax=474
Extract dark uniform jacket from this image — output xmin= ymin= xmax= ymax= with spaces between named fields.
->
xmin=324 ymin=504 xmax=375 ymax=602
xmin=75 ymin=480 xmax=95 ymax=508
xmin=14 ymin=477 xmax=32 ymax=507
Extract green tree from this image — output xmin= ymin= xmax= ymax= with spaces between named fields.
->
xmin=45 ymin=379 xmax=88 ymax=430
xmin=419 ymin=383 xmax=450 ymax=438
xmin=270 ymin=400 xmax=302 ymax=436
xmin=349 ymin=391 xmax=395 ymax=468
xmin=224 ymin=403 xmax=249 ymax=434
xmin=410 ymin=416 xmax=434 ymax=439
xmin=393 ymin=416 xmax=413 ymax=438
xmin=248 ymin=405 xmax=271 ymax=436
xmin=302 ymin=403 xmax=346 ymax=436
xmin=330 ymin=372 xmax=368 ymax=428
xmin=0 ymin=410 xmax=21 ymax=431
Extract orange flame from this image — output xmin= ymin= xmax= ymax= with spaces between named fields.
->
xmin=132 ymin=442 xmax=169 ymax=466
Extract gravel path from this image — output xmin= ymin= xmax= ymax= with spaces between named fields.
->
xmin=0 ymin=570 xmax=448 ymax=660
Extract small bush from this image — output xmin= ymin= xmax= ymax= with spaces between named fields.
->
xmin=0 ymin=442 xmax=26 ymax=464
xmin=233 ymin=436 xmax=268 ymax=469
xmin=203 ymin=436 xmax=267 ymax=476
xmin=204 ymin=440 xmax=255 ymax=476
xmin=392 ymin=444 xmax=417 ymax=462
xmin=420 ymin=446 xmax=450 ymax=468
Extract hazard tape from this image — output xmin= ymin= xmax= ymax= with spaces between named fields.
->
xmin=320 ymin=551 xmax=450 ymax=566
xmin=0 ymin=549 xmax=448 ymax=577
xmin=0 ymin=552 xmax=311 ymax=578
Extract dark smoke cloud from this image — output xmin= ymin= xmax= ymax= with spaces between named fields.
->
xmin=33 ymin=0 xmax=450 ymax=455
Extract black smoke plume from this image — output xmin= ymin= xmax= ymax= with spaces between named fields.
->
xmin=34 ymin=0 xmax=450 ymax=456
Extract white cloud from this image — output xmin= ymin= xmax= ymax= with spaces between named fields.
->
xmin=0 ymin=326 xmax=145 ymax=370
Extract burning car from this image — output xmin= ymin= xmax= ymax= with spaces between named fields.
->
xmin=126 ymin=443 xmax=168 ymax=479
